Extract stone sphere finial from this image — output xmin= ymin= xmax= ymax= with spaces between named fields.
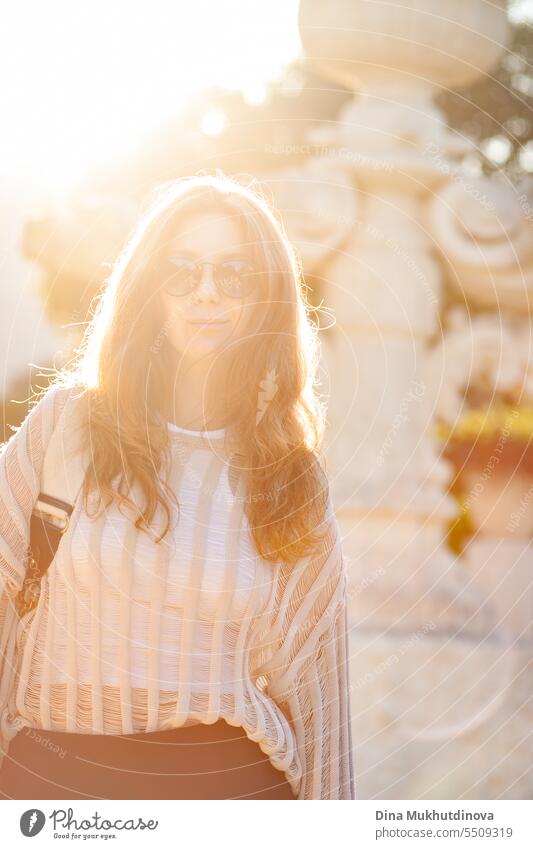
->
xmin=299 ymin=0 xmax=510 ymax=93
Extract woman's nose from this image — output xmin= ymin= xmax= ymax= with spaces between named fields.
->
xmin=192 ymin=264 xmax=220 ymax=302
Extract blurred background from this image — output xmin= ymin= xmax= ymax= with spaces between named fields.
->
xmin=1 ymin=0 xmax=532 ymax=799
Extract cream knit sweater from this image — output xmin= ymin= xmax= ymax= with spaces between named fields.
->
xmin=0 ymin=384 xmax=355 ymax=800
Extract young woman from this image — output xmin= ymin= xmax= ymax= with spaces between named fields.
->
xmin=0 ymin=174 xmax=355 ymax=800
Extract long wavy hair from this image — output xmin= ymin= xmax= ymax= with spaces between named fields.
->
xmin=50 ymin=173 xmax=331 ymax=566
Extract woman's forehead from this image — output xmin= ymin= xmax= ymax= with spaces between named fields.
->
xmin=166 ymin=204 xmax=246 ymax=234
xmin=164 ymin=208 xmax=248 ymax=252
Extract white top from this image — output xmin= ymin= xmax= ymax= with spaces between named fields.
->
xmin=167 ymin=422 xmax=226 ymax=438
xmin=0 ymin=385 xmax=355 ymax=799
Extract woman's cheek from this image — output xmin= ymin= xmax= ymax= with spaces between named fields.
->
xmin=231 ymin=302 xmax=254 ymax=342
xmin=161 ymin=301 xmax=186 ymax=354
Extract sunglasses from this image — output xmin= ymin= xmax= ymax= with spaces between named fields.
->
xmin=156 ymin=256 xmax=257 ymax=299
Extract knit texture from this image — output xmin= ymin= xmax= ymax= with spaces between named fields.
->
xmin=0 ymin=385 xmax=355 ymax=799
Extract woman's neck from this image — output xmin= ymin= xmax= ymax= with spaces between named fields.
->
xmin=169 ymin=358 xmax=230 ymax=431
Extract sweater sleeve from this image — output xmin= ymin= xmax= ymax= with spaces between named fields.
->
xmin=254 ymin=496 xmax=355 ymax=800
xmin=0 ymin=383 xmax=71 ymax=718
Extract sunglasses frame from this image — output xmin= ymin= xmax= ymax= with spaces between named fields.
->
xmin=157 ymin=256 xmax=257 ymax=300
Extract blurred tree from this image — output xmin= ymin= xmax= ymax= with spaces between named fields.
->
xmin=436 ymin=17 xmax=533 ymax=182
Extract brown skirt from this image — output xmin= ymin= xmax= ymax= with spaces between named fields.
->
xmin=0 ymin=719 xmax=295 ymax=800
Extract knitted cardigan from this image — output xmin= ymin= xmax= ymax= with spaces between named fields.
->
xmin=0 ymin=384 xmax=355 ymax=799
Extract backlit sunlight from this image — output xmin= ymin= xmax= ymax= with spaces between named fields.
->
xmin=1 ymin=0 xmax=300 ymax=199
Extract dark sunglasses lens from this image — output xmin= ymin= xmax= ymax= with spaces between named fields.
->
xmin=217 ymin=260 xmax=255 ymax=298
xmin=164 ymin=258 xmax=198 ymax=295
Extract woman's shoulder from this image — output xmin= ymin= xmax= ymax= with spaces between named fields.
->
xmin=19 ymin=379 xmax=89 ymax=440
xmin=35 ymin=379 xmax=88 ymax=413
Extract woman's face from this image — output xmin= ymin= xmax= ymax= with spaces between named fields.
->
xmin=157 ymin=208 xmax=258 ymax=367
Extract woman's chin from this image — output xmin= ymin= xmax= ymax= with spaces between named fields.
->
xmin=177 ymin=340 xmax=226 ymax=362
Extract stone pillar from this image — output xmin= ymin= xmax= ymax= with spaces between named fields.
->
xmin=286 ymin=0 xmax=528 ymax=799
xmin=294 ymin=0 xmax=510 ymax=637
